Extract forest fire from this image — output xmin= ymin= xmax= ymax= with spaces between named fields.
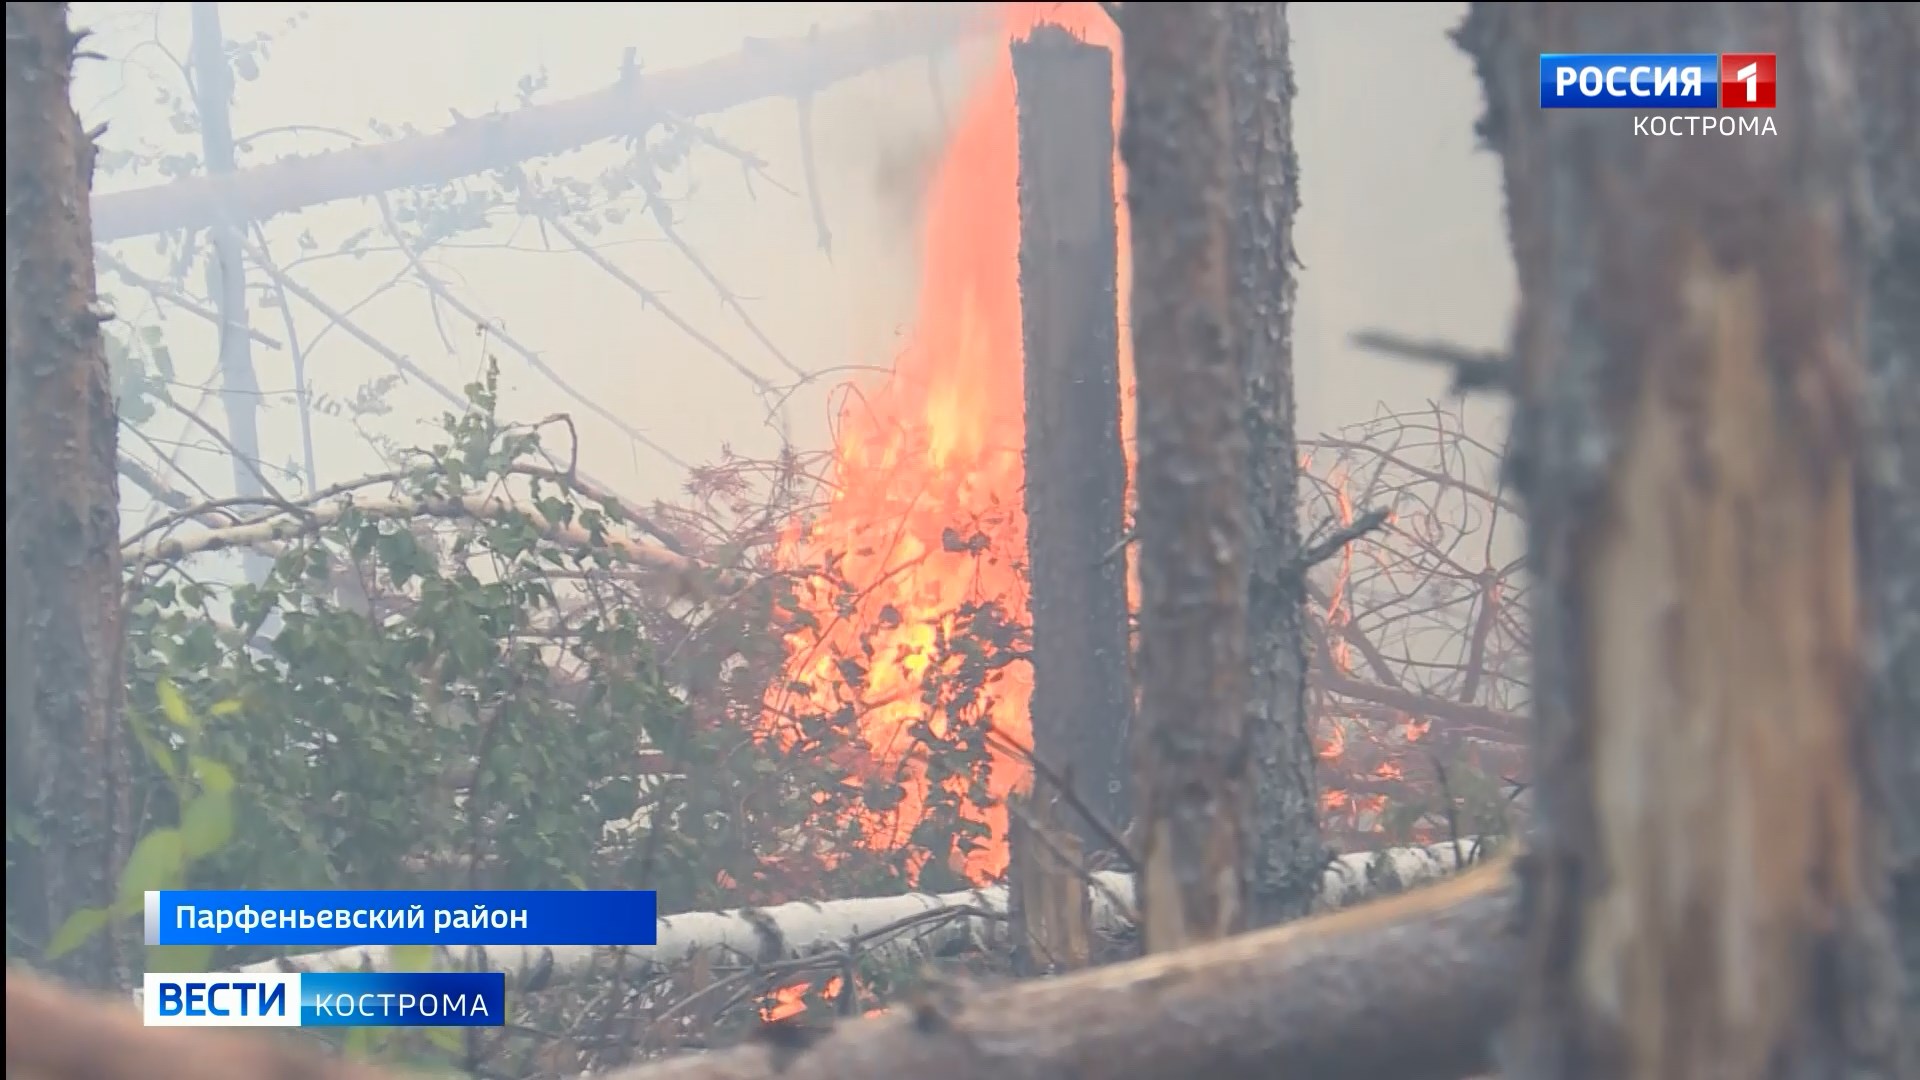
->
xmin=763 ymin=3 xmax=1124 ymax=887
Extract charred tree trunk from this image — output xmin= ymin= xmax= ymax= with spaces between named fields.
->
xmin=4 ymin=1 xmax=135 ymax=985
xmin=1227 ymin=1 xmax=1323 ymax=927
xmin=1120 ymin=0 xmax=1250 ymax=951
xmin=1845 ymin=3 xmax=1920 ymax=1039
xmin=1459 ymin=3 xmax=1908 ymax=1074
xmin=1012 ymin=25 xmax=1132 ymax=845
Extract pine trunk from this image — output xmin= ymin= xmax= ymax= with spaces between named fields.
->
xmin=1120 ymin=0 xmax=1251 ymax=951
xmin=1844 ymin=1 xmax=1920 ymax=1042
xmin=1458 ymin=3 xmax=1908 ymax=1074
xmin=1227 ymin=0 xmax=1324 ymax=927
xmin=4 ymin=0 xmax=135 ymax=986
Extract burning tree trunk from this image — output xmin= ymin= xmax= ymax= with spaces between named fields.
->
xmin=1119 ymin=0 xmax=1251 ymax=950
xmin=1458 ymin=3 xmax=1910 ymax=1074
xmin=1227 ymin=1 xmax=1323 ymax=927
xmin=1011 ymin=25 xmax=1132 ymax=844
xmin=4 ymin=1 xmax=135 ymax=985
xmin=1845 ymin=2 xmax=1920 ymax=1034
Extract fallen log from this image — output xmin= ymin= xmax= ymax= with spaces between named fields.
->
xmin=11 ymin=855 xmax=1516 ymax=1080
xmin=232 ymin=840 xmax=1487 ymax=986
xmin=88 ymin=4 xmax=988 ymax=242
xmin=606 ymin=854 xmax=1522 ymax=1080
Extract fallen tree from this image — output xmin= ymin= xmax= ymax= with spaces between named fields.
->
xmin=230 ymin=840 xmax=1488 ymax=986
xmin=602 ymin=857 xmax=1519 ymax=1080
xmin=10 ymin=854 xmax=1518 ymax=1080
xmin=88 ymin=4 xmax=988 ymax=242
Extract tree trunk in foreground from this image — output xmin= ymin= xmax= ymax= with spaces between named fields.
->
xmin=1844 ymin=2 xmax=1920 ymax=1043
xmin=1227 ymin=0 xmax=1324 ymax=927
xmin=5 ymin=0 xmax=134 ymax=987
xmin=1012 ymin=24 xmax=1133 ymax=844
xmin=1458 ymin=3 xmax=1909 ymax=1074
xmin=1119 ymin=0 xmax=1250 ymax=954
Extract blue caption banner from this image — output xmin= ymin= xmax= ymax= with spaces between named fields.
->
xmin=142 ymin=971 xmax=505 ymax=1027
xmin=146 ymin=890 xmax=658 ymax=946
xmin=1539 ymin=53 xmax=1720 ymax=109
xmin=302 ymin=971 xmax=505 ymax=1028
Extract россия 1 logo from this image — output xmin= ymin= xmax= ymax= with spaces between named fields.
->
xmin=1538 ymin=53 xmax=1776 ymax=109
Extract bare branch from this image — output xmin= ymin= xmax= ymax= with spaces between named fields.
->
xmin=1349 ymin=330 xmax=1510 ymax=394
xmin=90 ymin=5 xmax=990 ymax=241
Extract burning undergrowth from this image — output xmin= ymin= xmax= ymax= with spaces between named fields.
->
xmin=663 ymin=7 xmax=1529 ymax=901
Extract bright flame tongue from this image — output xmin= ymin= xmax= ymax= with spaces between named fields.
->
xmin=768 ymin=4 xmax=1118 ymax=886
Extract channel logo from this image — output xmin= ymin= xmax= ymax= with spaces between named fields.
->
xmin=1539 ymin=53 xmax=1776 ymax=109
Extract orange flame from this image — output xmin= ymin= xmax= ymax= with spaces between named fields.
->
xmin=760 ymin=976 xmax=886 ymax=1023
xmin=765 ymin=4 xmax=1124 ymax=886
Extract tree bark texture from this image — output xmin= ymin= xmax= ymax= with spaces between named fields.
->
xmin=1458 ymin=3 xmax=1908 ymax=1075
xmin=1012 ymin=25 xmax=1133 ymax=840
xmin=1118 ymin=0 xmax=1251 ymax=952
xmin=1843 ymin=1 xmax=1920 ymax=1041
xmin=1227 ymin=0 xmax=1324 ymax=928
xmin=4 ymin=0 xmax=135 ymax=986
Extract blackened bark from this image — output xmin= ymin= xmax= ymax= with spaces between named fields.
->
xmin=1459 ymin=3 xmax=1907 ymax=1074
xmin=1228 ymin=1 xmax=1323 ymax=928
xmin=1845 ymin=2 xmax=1920 ymax=1042
xmin=1012 ymin=26 xmax=1133 ymax=842
xmin=1120 ymin=0 xmax=1251 ymax=951
xmin=5 ymin=1 xmax=135 ymax=985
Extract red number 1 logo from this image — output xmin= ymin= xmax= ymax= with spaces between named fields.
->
xmin=1720 ymin=53 xmax=1777 ymax=109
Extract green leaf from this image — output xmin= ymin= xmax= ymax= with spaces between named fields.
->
xmin=128 ymin=715 xmax=180 ymax=783
xmin=180 ymin=793 xmax=234 ymax=859
xmin=208 ymin=698 xmax=244 ymax=717
xmin=189 ymin=756 xmax=236 ymax=796
xmin=390 ymin=944 xmax=433 ymax=972
xmin=156 ymin=679 xmax=199 ymax=732
xmin=117 ymin=827 xmax=187 ymax=903
xmin=46 ymin=907 xmax=109 ymax=960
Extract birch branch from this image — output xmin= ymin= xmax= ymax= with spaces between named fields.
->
xmin=233 ymin=840 xmax=1489 ymax=986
